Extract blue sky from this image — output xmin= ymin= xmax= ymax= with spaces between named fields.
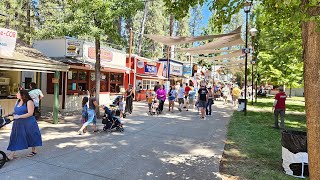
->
xmin=193 ymin=3 xmax=212 ymax=36
xmin=201 ymin=4 xmax=211 ymax=29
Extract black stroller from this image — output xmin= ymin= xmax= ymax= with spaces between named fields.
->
xmin=0 ymin=116 xmax=12 ymax=169
xmin=110 ymin=96 xmax=126 ymax=118
xmin=102 ymin=106 xmax=124 ymax=133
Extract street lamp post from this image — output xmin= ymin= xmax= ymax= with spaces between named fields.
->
xmin=250 ymin=28 xmax=258 ymax=105
xmin=185 ymin=52 xmax=191 ymax=84
xmin=244 ymin=1 xmax=252 ymax=116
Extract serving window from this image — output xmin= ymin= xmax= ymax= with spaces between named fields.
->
xmin=110 ymin=73 xmax=123 ymax=93
xmin=67 ymin=70 xmax=88 ymax=94
xmin=142 ymin=79 xmax=157 ymax=90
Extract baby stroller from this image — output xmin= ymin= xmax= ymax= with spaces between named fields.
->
xmin=110 ymin=96 xmax=126 ymax=118
xmin=150 ymin=100 xmax=160 ymax=116
xmin=0 ymin=116 xmax=12 ymax=169
xmin=102 ymin=106 xmax=124 ymax=133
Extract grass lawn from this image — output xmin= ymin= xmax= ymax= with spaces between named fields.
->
xmin=220 ymin=97 xmax=307 ymax=180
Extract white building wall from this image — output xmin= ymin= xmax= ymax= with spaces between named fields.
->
xmin=33 ymin=39 xmax=66 ymax=57
xmin=285 ymin=88 xmax=304 ymax=97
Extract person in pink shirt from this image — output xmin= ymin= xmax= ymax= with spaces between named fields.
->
xmin=156 ymin=85 xmax=166 ymax=113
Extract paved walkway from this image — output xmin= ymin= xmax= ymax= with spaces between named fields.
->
xmin=0 ymin=101 xmax=234 ymax=180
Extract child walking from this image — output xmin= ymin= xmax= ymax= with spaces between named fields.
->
xmin=81 ymin=97 xmax=89 ymax=133
xmin=146 ymin=86 xmax=155 ymax=113
xmin=78 ymin=91 xmax=98 ymax=135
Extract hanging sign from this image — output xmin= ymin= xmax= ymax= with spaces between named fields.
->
xmin=65 ymin=39 xmax=83 ymax=57
xmin=183 ymin=65 xmax=192 ymax=76
xmin=144 ymin=64 xmax=157 ymax=74
xmin=0 ymin=28 xmax=17 ymax=57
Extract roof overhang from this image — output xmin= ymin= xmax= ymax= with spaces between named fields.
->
xmin=0 ymin=54 xmax=69 ymax=72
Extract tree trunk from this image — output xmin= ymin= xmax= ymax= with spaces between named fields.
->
xmin=5 ymin=1 xmax=10 ymax=28
xmin=289 ymin=85 xmax=292 ymax=98
xmin=302 ymin=14 xmax=320 ymax=180
xmin=138 ymin=0 xmax=149 ymax=56
xmin=26 ymin=1 xmax=31 ymax=45
xmin=95 ymin=37 xmax=101 ymax=117
xmin=169 ymin=14 xmax=174 ymax=59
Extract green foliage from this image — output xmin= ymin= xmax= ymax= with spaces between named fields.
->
xmin=254 ymin=3 xmax=304 ymax=88
xmin=132 ymin=0 xmax=169 ymax=59
xmin=163 ymin=0 xmax=205 ymax=20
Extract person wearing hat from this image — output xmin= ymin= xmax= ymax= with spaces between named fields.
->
xmin=272 ymin=86 xmax=287 ymax=129
xmin=197 ymin=83 xmax=209 ymax=119
xmin=206 ymin=86 xmax=214 ymax=116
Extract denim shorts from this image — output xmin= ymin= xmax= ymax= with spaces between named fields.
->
xmin=198 ymin=100 xmax=206 ymax=108
xmin=84 ymin=109 xmax=96 ymax=126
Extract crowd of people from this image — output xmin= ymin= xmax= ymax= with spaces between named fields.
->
xmin=2 ymin=79 xmax=287 ymax=164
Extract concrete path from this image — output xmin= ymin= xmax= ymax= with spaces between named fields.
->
xmin=0 ymin=101 xmax=234 ymax=180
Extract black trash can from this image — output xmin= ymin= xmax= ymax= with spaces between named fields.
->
xmin=281 ymin=130 xmax=309 ymax=178
xmin=237 ymin=98 xmax=246 ymax=111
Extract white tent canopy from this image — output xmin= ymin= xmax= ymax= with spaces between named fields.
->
xmin=144 ymin=26 xmax=242 ymax=46
xmin=177 ymin=34 xmax=244 ymax=53
xmin=180 ymin=49 xmax=234 ymax=55
xmin=194 ymin=50 xmax=244 ymax=61
xmin=211 ymin=59 xmax=245 ymax=65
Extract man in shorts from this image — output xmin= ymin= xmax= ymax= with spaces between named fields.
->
xmin=177 ymin=83 xmax=185 ymax=112
xmin=184 ymin=83 xmax=191 ymax=108
xmin=197 ymin=83 xmax=208 ymax=119
xmin=232 ymin=85 xmax=241 ymax=106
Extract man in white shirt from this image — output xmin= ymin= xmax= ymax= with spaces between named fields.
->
xmin=177 ymin=84 xmax=185 ymax=112
xmin=29 ymin=82 xmax=44 ymax=120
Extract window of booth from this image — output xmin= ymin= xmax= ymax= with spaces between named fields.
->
xmin=67 ymin=70 xmax=88 ymax=94
xmin=90 ymin=72 xmax=109 ymax=92
xmin=109 ymin=73 xmax=123 ymax=93
xmin=46 ymin=72 xmax=62 ymax=94
xmin=142 ymin=79 xmax=157 ymax=90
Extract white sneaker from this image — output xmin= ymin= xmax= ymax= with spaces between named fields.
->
xmin=78 ymin=130 xmax=83 ymax=135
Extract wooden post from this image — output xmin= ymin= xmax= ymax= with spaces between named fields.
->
xmin=129 ymin=27 xmax=133 ymax=85
xmin=167 ymin=46 xmax=170 ymax=83
xmin=53 ymin=71 xmax=60 ymax=124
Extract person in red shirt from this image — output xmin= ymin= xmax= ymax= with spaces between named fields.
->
xmin=184 ymin=83 xmax=191 ymax=109
xmin=272 ymin=86 xmax=287 ymax=129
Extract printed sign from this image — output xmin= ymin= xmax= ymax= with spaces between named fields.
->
xmin=0 ymin=28 xmax=17 ymax=57
xmin=145 ymin=64 xmax=157 ymax=74
xmin=170 ymin=64 xmax=183 ymax=76
xmin=88 ymin=47 xmax=113 ymax=66
xmin=183 ymin=65 xmax=192 ymax=76
xmin=65 ymin=39 xmax=83 ymax=57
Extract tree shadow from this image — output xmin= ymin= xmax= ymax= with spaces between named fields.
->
xmin=254 ymin=101 xmax=305 ymax=112
xmin=220 ymin=108 xmax=306 ymax=179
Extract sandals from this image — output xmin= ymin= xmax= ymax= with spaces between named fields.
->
xmin=6 ymin=154 xmax=17 ymax=161
xmin=27 ymin=152 xmax=37 ymax=157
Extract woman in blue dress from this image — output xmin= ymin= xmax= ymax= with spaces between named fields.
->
xmin=6 ymin=90 xmax=42 ymax=160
